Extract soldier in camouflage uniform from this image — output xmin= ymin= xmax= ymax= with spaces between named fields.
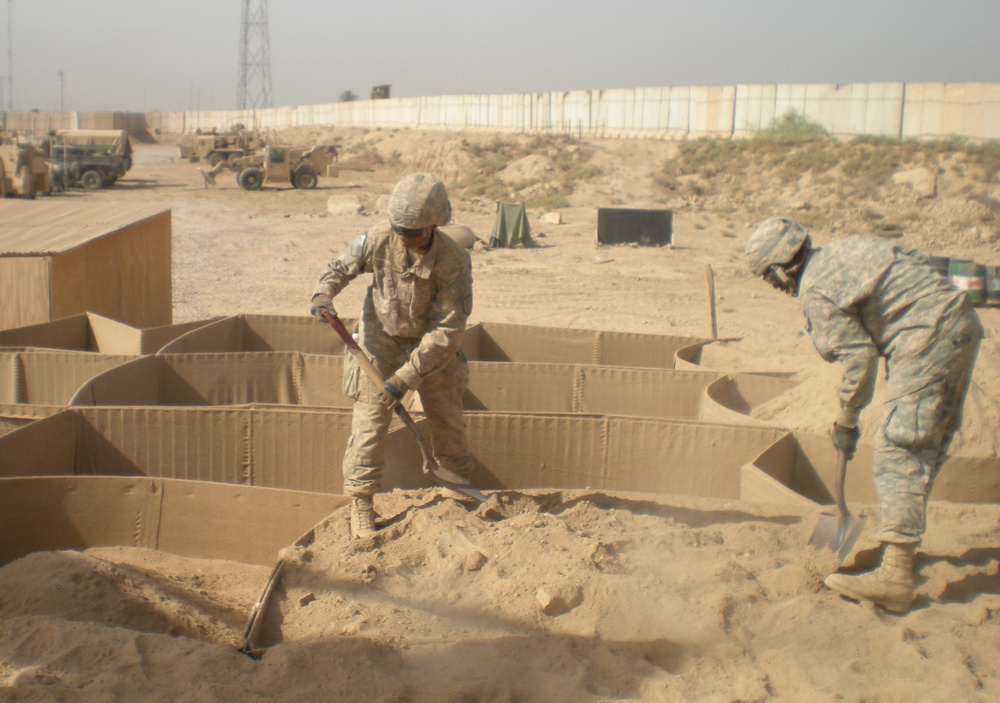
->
xmin=745 ymin=216 xmax=982 ymax=613
xmin=310 ymin=173 xmax=474 ymax=538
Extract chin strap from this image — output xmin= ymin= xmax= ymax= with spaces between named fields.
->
xmin=764 ymin=239 xmax=810 ymax=293
xmin=764 ymin=263 xmax=798 ymax=293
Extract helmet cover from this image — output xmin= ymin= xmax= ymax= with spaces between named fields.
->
xmin=744 ymin=217 xmax=810 ymax=276
xmin=388 ymin=173 xmax=452 ymax=229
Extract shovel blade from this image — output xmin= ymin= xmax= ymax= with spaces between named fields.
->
xmin=808 ymin=512 xmax=867 ymax=563
xmin=423 ymin=460 xmax=487 ymax=502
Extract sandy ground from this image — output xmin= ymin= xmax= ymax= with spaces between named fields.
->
xmin=1 ymin=130 xmax=999 ymax=702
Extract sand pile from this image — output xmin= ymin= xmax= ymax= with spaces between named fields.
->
xmin=1 ymin=491 xmax=998 ymax=701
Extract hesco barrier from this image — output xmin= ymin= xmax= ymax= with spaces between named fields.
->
xmin=1 ymin=314 xmax=998 ymax=568
xmin=1 ymin=405 xmax=998 ymax=569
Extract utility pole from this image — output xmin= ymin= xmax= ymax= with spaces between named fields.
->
xmin=237 ymin=0 xmax=273 ymax=111
xmin=7 ymin=0 xmax=12 ymax=111
xmin=57 ymin=70 xmax=64 ymax=112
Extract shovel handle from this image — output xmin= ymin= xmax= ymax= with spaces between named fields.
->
xmin=834 ymin=449 xmax=851 ymax=518
xmin=321 ymin=310 xmax=487 ymax=502
xmin=323 ymin=310 xmax=389 ymax=390
xmin=321 ymin=310 xmax=434 ymax=460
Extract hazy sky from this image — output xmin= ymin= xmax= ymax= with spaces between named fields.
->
xmin=3 ymin=0 xmax=998 ymax=113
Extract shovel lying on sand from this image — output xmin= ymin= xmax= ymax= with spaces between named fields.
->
xmin=238 ymin=508 xmax=348 ymax=657
xmin=808 ymin=449 xmax=867 ymax=563
xmin=321 ymin=310 xmax=486 ymax=502
xmin=238 ymin=558 xmax=285 ymax=657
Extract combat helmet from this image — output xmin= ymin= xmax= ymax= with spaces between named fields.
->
xmin=744 ymin=217 xmax=810 ymax=277
xmin=388 ymin=173 xmax=452 ymax=230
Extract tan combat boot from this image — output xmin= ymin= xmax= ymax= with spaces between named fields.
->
xmin=350 ymin=495 xmax=377 ymax=539
xmin=824 ymin=542 xmax=916 ymax=613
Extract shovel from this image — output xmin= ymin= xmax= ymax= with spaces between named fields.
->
xmin=321 ymin=309 xmax=486 ymax=502
xmin=238 ymin=505 xmax=347 ymax=658
xmin=808 ymin=449 xmax=867 ymax=563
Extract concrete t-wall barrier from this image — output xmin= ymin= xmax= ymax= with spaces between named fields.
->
xmin=4 ymin=82 xmax=998 ymax=142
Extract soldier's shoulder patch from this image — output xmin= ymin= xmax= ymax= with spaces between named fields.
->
xmin=348 ymin=232 xmax=367 ymax=260
xmin=463 ymin=294 xmax=473 ymax=315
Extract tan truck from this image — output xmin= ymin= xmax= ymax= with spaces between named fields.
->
xmin=44 ymin=129 xmax=133 ymax=190
xmin=0 ymin=138 xmax=52 ymax=198
xmin=201 ymin=144 xmax=339 ymax=191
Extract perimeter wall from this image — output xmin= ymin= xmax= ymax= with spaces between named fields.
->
xmin=4 ymin=82 xmax=999 ymax=141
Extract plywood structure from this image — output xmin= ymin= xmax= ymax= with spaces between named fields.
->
xmin=0 ymin=202 xmax=172 ymax=330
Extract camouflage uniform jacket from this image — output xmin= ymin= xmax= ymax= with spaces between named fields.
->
xmin=797 ymin=236 xmax=967 ymax=427
xmin=313 ymin=223 xmax=474 ymax=390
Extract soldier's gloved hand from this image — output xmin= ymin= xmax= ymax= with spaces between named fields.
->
xmin=377 ymin=374 xmax=409 ymax=408
xmin=831 ymin=422 xmax=860 ymax=460
xmin=310 ymin=296 xmax=335 ymax=321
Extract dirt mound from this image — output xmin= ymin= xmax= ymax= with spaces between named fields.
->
xmin=2 ymin=491 xmax=998 ymax=701
xmin=404 ymin=142 xmax=480 ymax=183
xmin=498 ymin=154 xmax=557 ymax=184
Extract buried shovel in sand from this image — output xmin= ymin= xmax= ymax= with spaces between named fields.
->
xmin=808 ymin=449 xmax=867 ymax=563
xmin=321 ymin=309 xmax=486 ymax=502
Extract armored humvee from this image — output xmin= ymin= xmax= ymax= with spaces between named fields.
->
xmin=177 ymin=125 xmax=265 ymax=166
xmin=202 ymin=144 xmax=339 ymax=191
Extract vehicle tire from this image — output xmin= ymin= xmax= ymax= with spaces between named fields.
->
xmin=81 ymin=169 xmax=105 ymax=190
xmin=208 ymin=152 xmax=227 ymax=167
xmin=293 ymin=169 xmax=318 ymax=190
xmin=238 ymin=168 xmax=264 ymax=191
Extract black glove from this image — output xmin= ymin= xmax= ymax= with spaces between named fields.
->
xmin=831 ymin=422 xmax=860 ymax=460
xmin=377 ymin=374 xmax=408 ymax=408
xmin=309 ymin=296 xmax=335 ymax=321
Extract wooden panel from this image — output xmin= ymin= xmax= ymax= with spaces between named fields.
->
xmin=116 ymin=211 xmax=172 ymax=327
xmin=0 ymin=256 xmax=52 ymax=330
xmin=48 ymin=246 xmax=91 ymax=321
xmin=48 ymin=211 xmax=172 ymax=328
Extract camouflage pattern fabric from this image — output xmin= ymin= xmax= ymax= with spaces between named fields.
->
xmin=388 ymin=173 xmax=452 ymax=230
xmin=313 ymin=222 xmax=474 ymax=496
xmin=873 ymin=309 xmax=979 ymax=543
xmin=797 ymin=236 xmax=983 ymax=544
xmin=744 ymin=216 xmax=810 ymax=275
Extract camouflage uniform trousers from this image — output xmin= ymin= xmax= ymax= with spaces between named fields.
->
xmin=340 ymin=322 xmax=472 ymax=497
xmin=874 ymin=306 xmax=982 ymax=545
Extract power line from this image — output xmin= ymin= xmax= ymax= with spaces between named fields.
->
xmin=237 ymin=0 xmax=272 ymax=110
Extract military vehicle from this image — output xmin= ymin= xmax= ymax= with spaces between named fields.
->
xmin=201 ymin=144 xmax=339 ymax=191
xmin=177 ymin=125 xmax=265 ymax=166
xmin=44 ymin=129 xmax=133 ymax=190
xmin=0 ymin=137 xmax=51 ymax=198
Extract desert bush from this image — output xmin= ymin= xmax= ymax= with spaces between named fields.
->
xmin=963 ymin=140 xmax=1000 ymax=182
xmin=840 ymin=137 xmax=914 ymax=184
xmin=458 ymin=173 xmax=508 ymax=200
xmin=757 ymin=111 xmax=829 ymax=144
xmin=530 ymin=192 xmax=571 ymax=210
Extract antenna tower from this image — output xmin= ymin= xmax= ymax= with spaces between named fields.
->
xmin=237 ymin=0 xmax=272 ymax=110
